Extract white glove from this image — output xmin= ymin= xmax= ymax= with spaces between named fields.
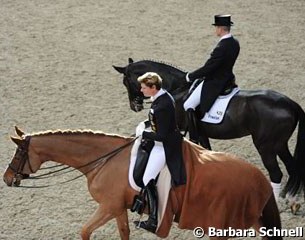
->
xmin=135 ymin=121 xmax=146 ymax=137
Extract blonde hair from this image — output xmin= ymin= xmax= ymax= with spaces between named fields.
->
xmin=137 ymin=72 xmax=162 ymax=90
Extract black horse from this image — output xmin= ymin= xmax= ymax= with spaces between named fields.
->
xmin=113 ymin=58 xmax=305 ymax=199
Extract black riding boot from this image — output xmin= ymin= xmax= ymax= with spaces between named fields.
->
xmin=134 ymin=179 xmax=158 ymax=233
xmin=199 ymin=134 xmax=212 ymax=150
xmin=131 ymin=188 xmax=146 ymax=214
xmin=186 ymin=109 xmax=199 ymax=144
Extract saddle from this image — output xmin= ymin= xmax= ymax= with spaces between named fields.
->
xmin=187 ymin=78 xmax=236 ymax=99
xmin=184 ymin=80 xmax=240 ymax=124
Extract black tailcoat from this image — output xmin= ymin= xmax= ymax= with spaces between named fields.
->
xmin=188 ymin=36 xmax=240 ymax=115
xmin=142 ymin=91 xmax=186 ymax=186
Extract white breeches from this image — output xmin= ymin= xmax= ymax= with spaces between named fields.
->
xmin=143 ymin=141 xmax=166 ymax=186
xmin=183 ymin=81 xmax=203 ymax=111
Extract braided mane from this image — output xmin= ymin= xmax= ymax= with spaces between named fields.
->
xmin=29 ymin=129 xmax=130 ymax=139
xmin=138 ymin=59 xmax=186 ymax=73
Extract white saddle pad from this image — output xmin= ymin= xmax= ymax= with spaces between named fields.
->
xmin=129 ymin=122 xmax=171 ymax=230
xmin=201 ymin=87 xmax=240 ymax=123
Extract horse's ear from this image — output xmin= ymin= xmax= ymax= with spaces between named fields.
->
xmin=11 ymin=136 xmax=23 ymax=146
xmin=128 ymin=58 xmax=134 ymax=64
xmin=112 ymin=65 xmax=126 ymax=74
xmin=15 ymin=126 xmax=25 ymax=137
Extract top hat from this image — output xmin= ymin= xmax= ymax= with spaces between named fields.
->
xmin=212 ymin=15 xmax=234 ymax=26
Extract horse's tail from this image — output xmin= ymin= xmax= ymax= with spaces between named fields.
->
xmin=285 ymin=103 xmax=305 ymax=196
xmin=261 ymin=193 xmax=282 ymax=240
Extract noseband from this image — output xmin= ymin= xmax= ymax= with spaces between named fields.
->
xmin=8 ymin=136 xmax=34 ymax=177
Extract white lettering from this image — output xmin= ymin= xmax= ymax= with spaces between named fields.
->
xmin=206 ymin=227 xmax=304 ymax=238
xmin=208 ymin=114 xmax=220 ymax=120
xmin=208 ymin=227 xmax=255 ymax=237
xmin=259 ymin=227 xmax=304 ymax=237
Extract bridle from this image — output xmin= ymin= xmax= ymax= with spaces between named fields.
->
xmin=123 ymin=75 xmax=147 ymax=111
xmin=8 ymin=136 xmax=34 ymax=179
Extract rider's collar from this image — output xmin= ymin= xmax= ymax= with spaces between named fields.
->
xmin=151 ymin=88 xmax=166 ymax=102
xmin=219 ymin=33 xmax=232 ymax=42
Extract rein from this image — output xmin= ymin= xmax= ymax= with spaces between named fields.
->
xmin=17 ymin=136 xmax=138 ymax=188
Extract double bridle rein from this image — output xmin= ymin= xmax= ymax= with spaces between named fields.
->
xmin=8 ymin=135 xmax=138 ymax=188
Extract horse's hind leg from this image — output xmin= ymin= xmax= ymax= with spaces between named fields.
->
xmin=277 ymin=144 xmax=294 ymax=198
xmin=116 ymin=210 xmax=130 ymax=240
xmin=277 ymin=144 xmax=294 ymax=176
xmin=257 ymin=146 xmax=283 ymax=200
xmin=81 ymin=204 xmax=115 ymax=240
xmin=278 ymin=144 xmax=301 ymax=214
xmin=259 ymin=149 xmax=283 ymax=183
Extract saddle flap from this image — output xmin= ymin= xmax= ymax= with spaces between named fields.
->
xmin=201 ymin=87 xmax=240 ymax=124
xmin=133 ymin=140 xmax=154 ymax=188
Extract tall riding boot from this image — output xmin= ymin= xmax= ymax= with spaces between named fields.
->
xmin=131 ymin=188 xmax=146 ymax=214
xmin=199 ymin=133 xmax=212 ymax=150
xmin=134 ymin=179 xmax=158 ymax=233
xmin=186 ymin=109 xmax=199 ymax=144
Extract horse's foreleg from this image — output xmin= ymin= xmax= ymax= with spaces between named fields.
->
xmin=116 ymin=210 xmax=130 ymax=240
xmin=81 ymin=204 xmax=114 ymax=240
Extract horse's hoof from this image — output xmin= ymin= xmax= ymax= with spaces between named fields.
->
xmin=290 ymin=203 xmax=301 ymax=215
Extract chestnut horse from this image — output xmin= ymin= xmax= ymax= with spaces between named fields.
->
xmin=3 ymin=127 xmax=282 ymax=240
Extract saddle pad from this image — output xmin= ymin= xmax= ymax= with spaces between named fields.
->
xmin=129 ymin=122 xmax=171 ymax=230
xmin=201 ymin=87 xmax=240 ymax=124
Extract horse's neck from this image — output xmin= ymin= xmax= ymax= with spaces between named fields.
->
xmin=158 ymin=68 xmax=185 ymax=92
xmin=31 ymin=134 xmax=129 ymax=170
xmin=137 ymin=61 xmax=186 ymax=92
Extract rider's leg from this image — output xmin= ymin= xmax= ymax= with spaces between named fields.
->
xmin=183 ymin=82 xmax=203 ymax=144
xmin=135 ymin=143 xmax=165 ymax=233
xmin=142 ymin=143 xmax=166 ymax=185
xmin=136 ymin=179 xmax=158 ymax=233
xmin=186 ymin=109 xmax=200 ymax=144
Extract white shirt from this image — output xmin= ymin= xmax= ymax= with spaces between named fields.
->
xmin=219 ymin=33 xmax=232 ymax=42
xmin=151 ymin=88 xmax=166 ymax=102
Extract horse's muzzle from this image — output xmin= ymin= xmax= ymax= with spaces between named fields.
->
xmin=130 ymin=102 xmax=144 ymax=112
xmin=3 ymin=167 xmax=29 ymax=187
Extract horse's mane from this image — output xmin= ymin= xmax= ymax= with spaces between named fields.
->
xmin=138 ymin=59 xmax=186 ymax=73
xmin=29 ymin=129 xmax=131 ymax=139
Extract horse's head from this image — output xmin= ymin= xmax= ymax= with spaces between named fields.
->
xmin=3 ymin=127 xmax=40 ymax=187
xmin=113 ymin=58 xmax=146 ymax=112
xmin=113 ymin=58 xmax=188 ymax=112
